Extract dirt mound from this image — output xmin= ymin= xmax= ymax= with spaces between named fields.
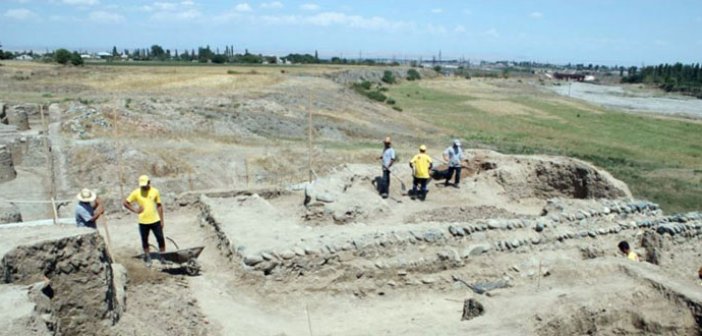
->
xmin=327 ymin=67 xmax=439 ymax=85
xmin=0 ymin=229 xmax=122 ymax=336
xmin=0 ymin=202 xmax=22 ymax=223
xmin=304 ymin=164 xmax=390 ymax=224
xmin=407 ymin=205 xmax=523 ymax=223
xmin=0 ymin=144 xmax=16 ymax=183
xmin=467 ymin=149 xmax=631 ymax=200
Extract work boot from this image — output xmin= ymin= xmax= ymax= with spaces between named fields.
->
xmin=143 ymin=253 xmax=152 ymax=268
xmin=381 ymin=193 xmax=388 ymax=199
xmin=454 ymin=184 xmax=460 ymax=189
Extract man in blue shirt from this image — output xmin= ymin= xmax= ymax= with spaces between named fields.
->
xmin=75 ymin=188 xmax=104 ymax=229
xmin=378 ymin=137 xmax=396 ymax=198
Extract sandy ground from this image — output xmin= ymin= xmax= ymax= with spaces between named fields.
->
xmin=1 ymin=65 xmax=701 ymax=335
xmin=97 ymin=200 xmax=702 ymax=336
xmin=549 ymin=82 xmax=702 ymax=119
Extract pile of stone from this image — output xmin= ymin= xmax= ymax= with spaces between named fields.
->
xmin=63 ymin=103 xmax=112 ymax=139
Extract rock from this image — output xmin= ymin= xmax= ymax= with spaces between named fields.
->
xmin=603 ymin=207 xmax=611 ymax=215
xmin=531 ymin=237 xmax=541 ymax=245
xmin=293 ymin=247 xmax=305 ymax=256
xmin=315 ymin=192 xmax=335 ymax=203
xmin=243 ymin=255 xmax=263 ymax=266
xmin=421 ymin=277 xmax=436 ymax=284
xmin=279 ymin=250 xmax=296 ymax=260
xmin=534 ymin=222 xmax=544 ymax=232
xmin=580 ymin=246 xmax=604 ymax=259
xmin=466 ymin=244 xmax=492 ymax=257
xmin=487 ymin=219 xmax=502 ymax=230
xmin=511 ymin=239 xmax=521 ymax=248
xmin=461 ymin=299 xmax=485 ymax=321
xmin=588 ymin=231 xmax=597 ymax=238
xmin=657 ymin=224 xmax=675 ymax=235
xmin=448 ymin=225 xmax=464 ymax=237
xmin=423 ymin=229 xmax=444 ymax=243
xmin=261 ymin=252 xmax=275 ymax=261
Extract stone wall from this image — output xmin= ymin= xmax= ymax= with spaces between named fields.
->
xmin=7 ymin=106 xmax=30 ymax=131
xmin=0 ymin=145 xmax=17 ymax=183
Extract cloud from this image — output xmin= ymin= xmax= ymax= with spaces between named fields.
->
xmin=62 ymin=0 xmax=99 ymax=5
xmin=89 ymin=10 xmax=124 ymax=23
xmin=305 ymin=12 xmax=410 ymax=31
xmin=234 ymin=3 xmax=252 ymax=12
xmin=3 ymin=8 xmax=37 ymax=20
xmin=529 ymin=11 xmax=543 ymax=19
xmin=151 ymin=8 xmax=202 ymax=21
xmin=261 ymin=1 xmax=283 ymax=9
xmin=431 ymin=8 xmax=443 ymax=14
xmin=426 ymin=23 xmax=447 ymax=34
xmin=153 ymin=2 xmax=178 ymax=11
xmin=300 ymin=3 xmax=319 ymax=11
xmin=453 ymin=25 xmax=466 ymax=33
xmin=483 ymin=28 xmax=499 ymax=38
xmin=146 ymin=1 xmax=201 ymax=21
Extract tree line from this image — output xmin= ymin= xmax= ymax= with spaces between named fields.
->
xmin=622 ymin=63 xmax=702 ymax=98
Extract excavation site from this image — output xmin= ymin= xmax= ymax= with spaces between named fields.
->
xmin=1 ymin=62 xmax=701 ymax=336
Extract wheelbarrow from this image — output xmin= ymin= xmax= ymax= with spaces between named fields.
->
xmin=141 ymin=237 xmax=205 ymax=276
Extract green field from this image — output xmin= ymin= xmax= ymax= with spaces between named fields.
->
xmin=387 ymin=80 xmax=702 ymax=213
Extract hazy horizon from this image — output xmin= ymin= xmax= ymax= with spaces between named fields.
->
xmin=2 ymin=0 xmax=701 ymax=66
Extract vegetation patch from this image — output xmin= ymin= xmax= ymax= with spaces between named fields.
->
xmin=389 ymin=81 xmax=702 ymax=212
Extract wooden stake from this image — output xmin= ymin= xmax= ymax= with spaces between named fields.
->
xmin=537 ymin=259 xmax=542 ymax=291
xmin=113 ymin=107 xmax=124 ymax=199
xmin=101 ymin=216 xmax=114 ymax=259
xmin=244 ymin=158 xmax=250 ymax=189
xmin=188 ymin=171 xmax=193 ymax=192
xmin=307 ymin=96 xmax=313 ymax=183
xmin=305 ymin=304 xmax=314 ymax=336
xmin=50 ymin=197 xmax=58 ymax=226
xmin=40 ymin=105 xmax=56 ymax=218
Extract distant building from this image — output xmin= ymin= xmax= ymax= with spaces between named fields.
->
xmin=553 ymin=72 xmax=586 ymax=81
xmin=15 ymin=55 xmax=33 ymax=60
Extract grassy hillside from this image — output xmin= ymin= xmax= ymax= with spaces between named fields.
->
xmin=386 ymin=78 xmax=702 ymax=213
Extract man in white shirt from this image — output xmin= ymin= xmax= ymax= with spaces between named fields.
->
xmin=443 ymin=139 xmax=463 ymax=188
xmin=378 ymin=137 xmax=396 ymax=198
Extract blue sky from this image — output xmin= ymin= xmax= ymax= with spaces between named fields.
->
xmin=1 ymin=0 xmax=701 ymax=65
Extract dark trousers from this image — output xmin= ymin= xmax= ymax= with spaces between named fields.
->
xmin=139 ymin=222 xmax=165 ymax=250
xmin=380 ymin=169 xmax=391 ymax=195
xmin=446 ymin=166 xmax=461 ymax=185
xmin=412 ymin=177 xmax=429 ymax=198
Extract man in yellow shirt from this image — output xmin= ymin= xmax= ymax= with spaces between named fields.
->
xmin=123 ymin=175 xmax=165 ymax=265
xmin=618 ymin=241 xmax=640 ymax=262
xmin=409 ymin=145 xmax=433 ymax=201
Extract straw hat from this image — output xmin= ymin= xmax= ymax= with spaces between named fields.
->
xmin=76 ymin=188 xmax=97 ymax=203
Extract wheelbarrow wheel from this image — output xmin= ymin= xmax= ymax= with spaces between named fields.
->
xmin=184 ymin=259 xmax=201 ymax=276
